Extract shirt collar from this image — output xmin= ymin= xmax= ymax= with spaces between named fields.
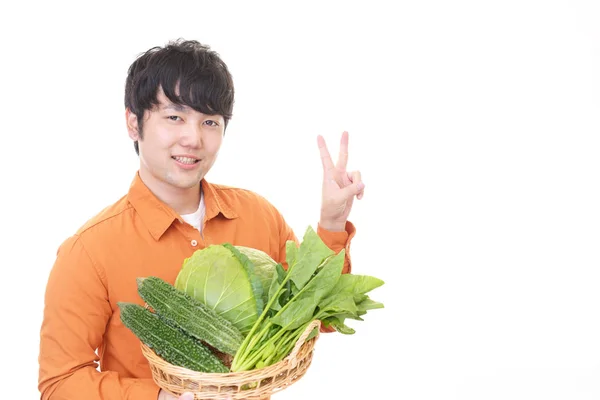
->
xmin=127 ymin=172 xmax=238 ymax=241
xmin=201 ymin=178 xmax=238 ymax=221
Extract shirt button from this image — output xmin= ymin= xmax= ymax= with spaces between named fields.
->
xmin=191 ymin=240 xmax=198 ymax=247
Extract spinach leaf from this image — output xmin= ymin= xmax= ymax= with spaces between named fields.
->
xmin=270 ymin=250 xmax=345 ymax=330
xmin=286 ymin=227 xmax=334 ymax=290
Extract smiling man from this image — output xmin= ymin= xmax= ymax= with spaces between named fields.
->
xmin=38 ymin=39 xmax=365 ymax=400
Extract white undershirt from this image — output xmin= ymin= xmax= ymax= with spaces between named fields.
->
xmin=180 ymin=190 xmax=205 ymax=232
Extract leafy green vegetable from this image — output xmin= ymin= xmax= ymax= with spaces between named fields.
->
xmin=315 ymin=274 xmax=384 ymax=331
xmin=230 ymin=226 xmax=384 ymax=372
xmin=270 ymin=251 xmax=345 ymax=330
xmin=286 ymin=230 xmax=334 ymax=290
xmin=174 ymin=244 xmax=264 ymax=334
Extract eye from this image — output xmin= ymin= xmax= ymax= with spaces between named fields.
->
xmin=168 ymin=115 xmax=182 ymax=121
xmin=204 ymin=120 xmax=219 ymax=127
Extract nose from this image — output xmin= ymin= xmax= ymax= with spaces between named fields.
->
xmin=179 ymin=122 xmax=202 ymax=148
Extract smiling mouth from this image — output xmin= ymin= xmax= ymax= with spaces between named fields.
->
xmin=172 ymin=156 xmax=200 ymax=165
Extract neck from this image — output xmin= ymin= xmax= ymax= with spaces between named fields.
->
xmin=139 ymin=170 xmax=201 ymax=215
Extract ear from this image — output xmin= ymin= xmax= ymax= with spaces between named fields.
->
xmin=125 ymin=108 xmax=140 ymax=141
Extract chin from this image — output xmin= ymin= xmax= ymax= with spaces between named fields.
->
xmin=164 ymin=175 xmax=202 ymax=190
xmin=176 ymin=180 xmax=202 ymax=190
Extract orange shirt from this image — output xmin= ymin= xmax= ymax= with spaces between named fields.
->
xmin=38 ymin=172 xmax=355 ymax=400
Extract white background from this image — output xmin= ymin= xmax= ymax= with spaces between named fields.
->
xmin=1 ymin=0 xmax=600 ymax=398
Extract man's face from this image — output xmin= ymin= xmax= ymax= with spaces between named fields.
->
xmin=127 ymin=89 xmax=225 ymax=191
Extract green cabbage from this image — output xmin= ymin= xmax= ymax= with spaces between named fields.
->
xmin=174 ymin=244 xmax=265 ymax=334
xmin=233 ymin=246 xmax=278 ymax=305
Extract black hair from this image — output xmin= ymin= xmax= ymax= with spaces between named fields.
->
xmin=124 ymin=39 xmax=235 ymax=154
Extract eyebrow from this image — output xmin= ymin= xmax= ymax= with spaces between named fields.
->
xmin=160 ymin=103 xmax=189 ymax=112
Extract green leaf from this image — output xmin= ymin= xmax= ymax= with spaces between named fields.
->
xmin=331 ymin=311 xmax=365 ymax=321
xmin=317 ymin=295 xmax=359 ymax=319
xmin=323 ymin=316 xmax=356 ymax=334
xmin=357 ymin=298 xmax=385 ymax=312
xmin=270 ymin=250 xmax=345 ymax=330
xmin=270 ymin=297 xmax=316 ymax=330
xmin=286 ymin=226 xmax=335 ymax=290
xmin=276 ymin=263 xmax=287 ymax=283
xmin=316 ymin=273 xmax=385 ymax=325
xmin=278 ymin=287 xmax=290 ymax=307
xmin=354 ymin=294 xmax=368 ymax=303
xmin=285 ymin=241 xmax=298 ymax=272
xmin=268 ymin=272 xmax=281 ymax=305
xmin=330 ymin=274 xmax=385 ymax=297
xmin=305 ymin=325 xmax=319 ymax=341
xmin=288 ymin=279 xmax=298 ymax=297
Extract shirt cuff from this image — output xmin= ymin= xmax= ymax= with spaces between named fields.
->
xmin=317 ymin=220 xmax=356 ymax=251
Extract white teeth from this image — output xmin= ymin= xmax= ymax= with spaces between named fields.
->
xmin=173 ymin=156 xmax=197 ymax=165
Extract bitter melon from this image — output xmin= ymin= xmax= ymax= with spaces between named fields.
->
xmin=136 ymin=276 xmax=244 ymax=356
xmin=118 ymin=302 xmax=228 ymax=373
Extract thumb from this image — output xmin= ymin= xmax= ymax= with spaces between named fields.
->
xmin=343 ymin=170 xmax=364 ymax=197
xmin=179 ymin=393 xmax=195 ymax=400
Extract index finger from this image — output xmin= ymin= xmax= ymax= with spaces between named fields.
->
xmin=317 ymin=135 xmax=335 ymax=175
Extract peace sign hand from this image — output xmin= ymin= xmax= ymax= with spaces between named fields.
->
xmin=318 ymin=131 xmax=365 ymax=232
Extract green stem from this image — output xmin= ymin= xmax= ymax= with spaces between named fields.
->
xmin=275 ymin=339 xmax=296 ymax=363
xmin=237 ymin=322 xmax=309 ymax=371
xmin=239 ymin=321 xmax=271 ymax=360
xmin=245 ymin=321 xmax=293 ymax=359
xmin=234 ymin=322 xmax=294 ymax=371
xmin=232 ymin=267 xmax=297 ymax=370
xmin=269 ymin=327 xmax=302 ymax=363
xmin=237 ymin=348 xmax=267 ymax=371
xmin=232 ymin=254 xmax=332 ymax=371
xmin=239 ymin=322 xmax=273 ymax=368
xmin=232 ymin=323 xmax=269 ymax=371
xmin=238 ymin=329 xmax=295 ymax=371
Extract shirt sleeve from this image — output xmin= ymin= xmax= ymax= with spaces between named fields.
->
xmin=38 ymin=235 xmax=160 ymax=400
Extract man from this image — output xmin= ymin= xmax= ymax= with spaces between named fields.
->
xmin=38 ymin=39 xmax=365 ymax=400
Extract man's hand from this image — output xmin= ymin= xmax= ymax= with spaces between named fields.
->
xmin=158 ymin=389 xmax=194 ymax=400
xmin=318 ymin=131 xmax=365 ymax=232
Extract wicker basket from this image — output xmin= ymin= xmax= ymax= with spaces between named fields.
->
xmin=141 ymin=319 xmax=321 ymax=399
